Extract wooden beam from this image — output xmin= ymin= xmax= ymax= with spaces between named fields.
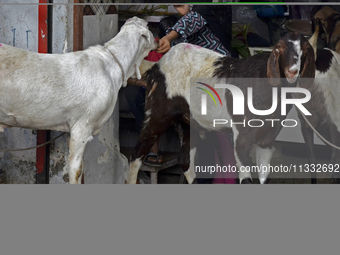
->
xmin=36 ymin=0 xmax=50 ymax=184
xmin=73 ymin=0 xmax=83 ymax=51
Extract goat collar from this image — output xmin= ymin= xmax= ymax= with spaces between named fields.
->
xmin=104 ymin=46 xmax=126 ymax=85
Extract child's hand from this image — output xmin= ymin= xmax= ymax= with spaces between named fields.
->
xmin=156 ymin=37 xmax=171 ymax=54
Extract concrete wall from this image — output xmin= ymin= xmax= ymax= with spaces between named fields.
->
xmin=0 ymin=0 xmax=39 ymax=184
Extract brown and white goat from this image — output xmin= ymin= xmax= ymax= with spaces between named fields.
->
xmin=127 ymin=33 xmax=315 ymax=184
xmin=311 ymin=6 xmax=340 ymax=53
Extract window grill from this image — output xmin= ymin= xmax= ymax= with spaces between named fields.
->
xmin=83 ymin=0 xmax=117 ymax=16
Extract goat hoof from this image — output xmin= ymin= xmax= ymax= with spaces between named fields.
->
xmin=263 ymin=178 xmax=270 ymax=184
xmin=192 ymin=178 xmax=198 ymax=184
xmin=241 ymin=178 xmax=253 ymax=184
xmin=330 ymin=178 xmax=340 ymax=184
xmin=330 ymin=173 xmax=340 ymax=184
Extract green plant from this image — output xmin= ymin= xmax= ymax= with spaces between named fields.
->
xmin=126 ymin=5 xmax=169 ymax=16
xmin=231 ymin=23 xmax=252 ymax=58
xmin=140 ymin=5 xmax=168 ymax=15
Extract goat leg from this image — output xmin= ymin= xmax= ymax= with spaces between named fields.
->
xmin=68 ymin=126 xmax=93 ymax=184
xmin=255 ymin=145 xmax=275 ymax=184
xmin=233 ymin=129 xmax=253 ymax=184
xmin=300 ymin=118 xmax=317 ymax=184
xmin=177 ymin=123 xmax=197 ymax=184
xmin=128 ymin=116 xmax=173 ymax=184
xmin=128 ymin=136 xmax=159 ymax=184
xmin=330 ymin=124 xmax=340 ymax=184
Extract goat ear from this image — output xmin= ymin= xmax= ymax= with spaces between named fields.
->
xmin=267 ymin=46 xmax=281 ymax=86
xmin=299 ymin=41 xmax=315 ymax=88
xmin=140 ymin=28 xmax=152 ymax=44
xmin=135 ymin=63 xmax=142 ymax=80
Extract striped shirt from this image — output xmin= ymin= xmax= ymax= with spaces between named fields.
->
xmin=168 ymin=11 xmax=230 ymax=56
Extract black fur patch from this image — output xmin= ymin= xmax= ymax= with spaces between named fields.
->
xmin=316 ymin=49 xmax=333 ymax=73
xmin=213 ymin=53 xmax=269 ymax=79
xmin=241 ymin=178 xmax=253 ymax=184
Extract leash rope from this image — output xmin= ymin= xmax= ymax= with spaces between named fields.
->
xmin=105 ymin=46 xmax=125 ymax=83
xmin=295 ymin=106 xmax=340 ymax=150
xmin=0 ymin=132 xmax=66 ymax=152
xmin=294 ymin=82 xmax=340 ymax=150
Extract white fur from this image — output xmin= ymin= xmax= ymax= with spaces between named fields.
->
xmin=0 ymin=16 xmax=157 ymax=184
xmin=159 ymin=44 xmax=222 ymax=102
xmin=289 ymin=40 xmax=302 ymax=70
xmin=127 ymin=157 xmax=142 ymax=184
xmin=255 ymin=145 xmax=274 ymax=184
xmin=314 ymin=49 xmax=340 ymax=133
xmin=185 ymin=147 xmax=197 ymax=184
xmin=232 ymin=127 xmax=252 ymax=183
xmin=158 ymin=43 xmax=231 ymax=130
xmin=287 ymin=40 xmax=302 ymax=83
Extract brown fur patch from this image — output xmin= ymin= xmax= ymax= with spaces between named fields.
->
xmin=332 ymin=24 xmax=340 ymax=41
xmin=336 ymin=42 xmax=340 ymax=53
xmin=148 ymin=82 xmax=157 ymax=97
xmin=74 ymin=166 xmax=82 ymax=184
xmin=315 ymin=6 xmax=338 ymax=22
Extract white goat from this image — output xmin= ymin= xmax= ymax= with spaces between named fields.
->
xmin=0 ymin=17 xmax=157 ymax=184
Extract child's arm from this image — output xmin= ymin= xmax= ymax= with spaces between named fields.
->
xmin=157 ymin=30 xmax=179 ymax=54
xmin=156 ymin=10 xmax=207 ymax=54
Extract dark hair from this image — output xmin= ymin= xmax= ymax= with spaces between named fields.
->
xmin=158 ymin=15 xmax=180 ymax=38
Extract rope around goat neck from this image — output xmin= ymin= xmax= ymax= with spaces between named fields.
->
xmin=105 ymin=46 xmax=125 ymax=83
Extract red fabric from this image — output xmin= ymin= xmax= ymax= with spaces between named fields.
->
xmin=145 ymin=51 xmax=163 ymax=62
xmin=212 ymin=132 xmax=237 ymax=184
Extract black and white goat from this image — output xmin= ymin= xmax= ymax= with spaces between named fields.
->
xmin=297 ymin=20 xmax=340 ymax=183
xmin=127 ymin=33 xmax=315 ymax=184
